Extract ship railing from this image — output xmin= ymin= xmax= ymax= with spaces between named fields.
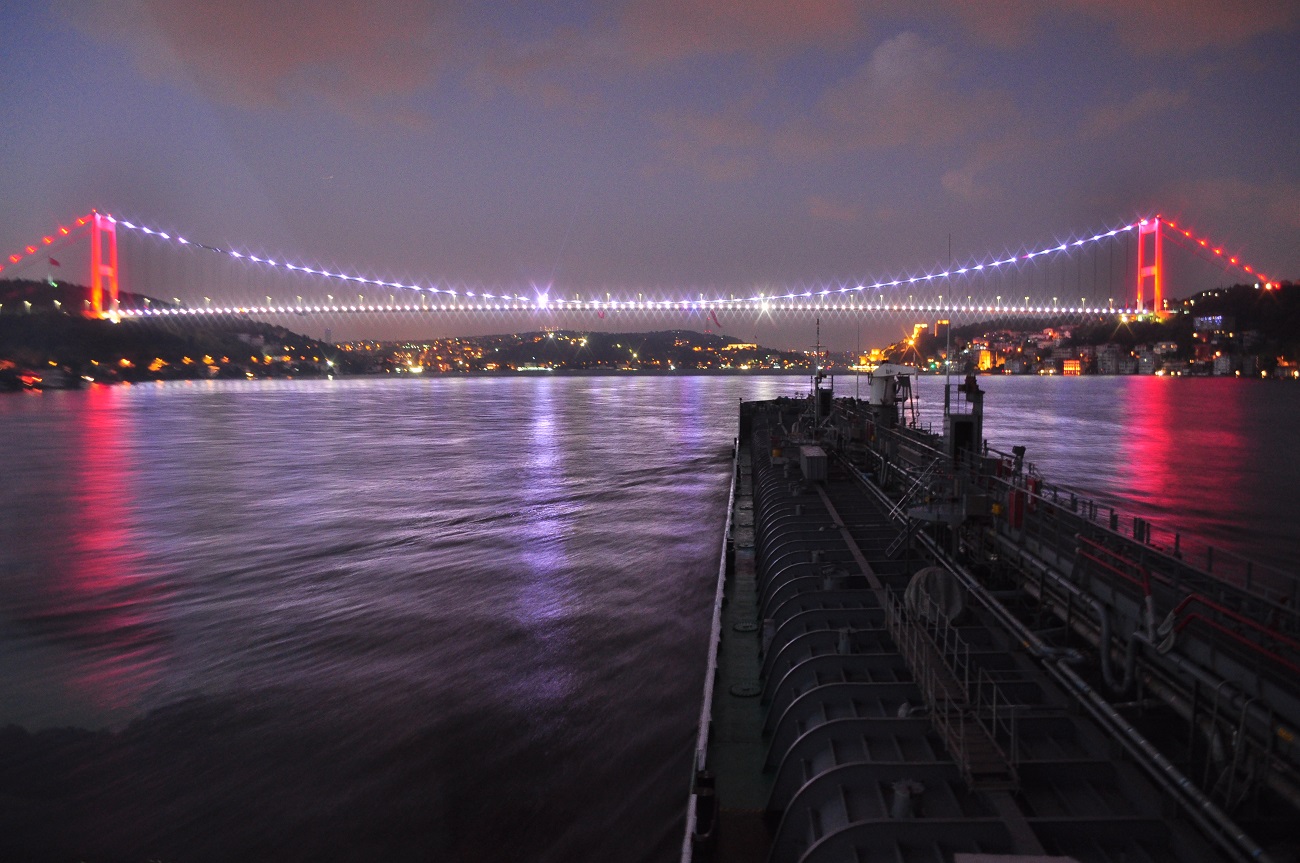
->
xmin=863 ymin=427 xmax=1294 ymax=617
xmin=969 ymin=461 xmax=1300 ymax=638
xmin=970 ymin=665 xmax=1020 ymax=783
xmin=978 ymin=444 xmax=1299 ymax=612
xmin=682 ymin=436 xmax=739 ymax=862
xmin=1066 ymin=535 xmax=1300 ymax=681
xmin=852 ymin=411 xmax=1299 ymax=641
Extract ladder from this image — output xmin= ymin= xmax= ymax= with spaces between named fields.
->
xmin=887 ymin=456 xmax=943 ymax=522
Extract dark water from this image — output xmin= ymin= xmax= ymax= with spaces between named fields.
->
xmin=1 ymin=375 xmax=1296 ymax=862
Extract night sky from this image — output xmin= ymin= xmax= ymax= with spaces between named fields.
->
xmin=2 ymin=1 xmax=1297 ymax=349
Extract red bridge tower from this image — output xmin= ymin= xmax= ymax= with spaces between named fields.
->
xmin=1136 ymin=217 xmax=1163 ymax=314
xmin=89 ymin=211 xmax=119 ymax=320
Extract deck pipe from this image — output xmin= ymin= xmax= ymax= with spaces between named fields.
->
xmin=910 ymin=530 xmax=1276 ymax=863
xmin=1022 ymin=545 xmax=1140 ymax=694
xmin=1008 ymin=537 xmax=1300 ymax=812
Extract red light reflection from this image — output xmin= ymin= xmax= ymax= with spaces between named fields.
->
xmin=1120 ymin=378 xmax=1248 ymax=555
xmin=33 ymin=386 xmax=167 ymax=716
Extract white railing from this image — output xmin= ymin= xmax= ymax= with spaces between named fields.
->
xmin=681 ymin=437 xmax=740 ymax=863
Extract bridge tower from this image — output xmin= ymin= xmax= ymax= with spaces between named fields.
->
xmin=89 ymin=211 xmax=119 ymax=320
xmin=1136 ymin=217 xmax=1162 ymax=314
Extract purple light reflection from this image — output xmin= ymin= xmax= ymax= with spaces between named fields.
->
xmin=511 ymin=378 xmax=579 ymax=707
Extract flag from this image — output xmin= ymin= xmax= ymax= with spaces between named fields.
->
xmin=48 ymin=257 xmax=60 ymax=267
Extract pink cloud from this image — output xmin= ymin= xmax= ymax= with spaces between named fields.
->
xmin=806 ymin=195 xmax=860 ymax=222
xmin=937 ymin=0 xmax=1297 ymax=53
xmin=63 ymin=0 xmax=457 ymax=110
xmin=1082 ymin=87 xmax=1190 ymax=138
xmin=651 ymin=105 xmax=765 ymax=181
xmin=619 ymin=0 xmax=863 ymax=65
xmin=1060 ymin=0 xmax=1297 ymax=54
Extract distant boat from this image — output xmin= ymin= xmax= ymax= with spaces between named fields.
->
xmin=30 ymin=366 xmax=84 ymax=390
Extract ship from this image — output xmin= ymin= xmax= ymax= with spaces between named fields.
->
xmin=684 ymin=365 xmax=1299 ymax=863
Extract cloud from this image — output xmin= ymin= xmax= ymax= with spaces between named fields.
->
xmin=934 ymin=0 xmax=1298 ymax=54
xmin=806 ymin=195 xmax=860 ymax=222
xmin=618 ymin=0 xmax=862 ymax=65
xmin=938 ymin=0 xmax=1042 ymax=49
xmin=1059 ymin=0 xmax=1297 ymax=55
xmin=1165 ymin=177 xmax=1300 ymax=233
xmin=936 ymin=128 xmax=1032 ymax=203
xmin=776 ymin=31 xmax=1015 ymax=156
xmin=468 ymin=23 xmax=609 ymax=109
xmin=1082 ymin=87 xmax=1189 ymax=138
xmin=60 ymin=0 xmax=457 ymax=111
xmin=940 ymin=166 xmax=985 ymax=201
xmin=651 ymin=105 xmax=765 ymax=181
xmin=472 ymin=0 xmax=864 ymax=107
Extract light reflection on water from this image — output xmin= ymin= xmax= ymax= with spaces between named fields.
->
xmin=0 ymin=375 xmax=801 ymax=862
xmin=0 ymin=373 xmax=1294 ymax=861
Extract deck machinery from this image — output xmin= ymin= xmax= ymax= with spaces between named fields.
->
xmin=685 ymin=369 xmax=1299 ymax=863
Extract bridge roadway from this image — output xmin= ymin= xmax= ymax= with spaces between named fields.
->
xmin=110 ymin=301 xmax=1145 ymax=319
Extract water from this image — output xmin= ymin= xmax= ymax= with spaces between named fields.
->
xmin=1 ymin=374 xmax=1296 ymax=862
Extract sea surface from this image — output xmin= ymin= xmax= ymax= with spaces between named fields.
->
xmin=1 ymin=374 xmax=1296 ymax=862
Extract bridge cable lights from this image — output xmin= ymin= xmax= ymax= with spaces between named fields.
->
xmin=92 ymin=211 xmax=1278 ymax=317
xmin=0 ymin=212 xmax=93 ymax=275
xmin=1160 ymin=217 xmax=1273 ymax=287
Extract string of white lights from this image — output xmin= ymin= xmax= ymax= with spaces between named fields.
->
xmin=105 ymin=214 xmax=530 ymax=304
xmin=116 ymin=299 xmax=1143 ymax=318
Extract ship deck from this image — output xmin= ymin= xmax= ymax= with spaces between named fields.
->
xmin=686 ymin=396 xmax=1300 ymax=863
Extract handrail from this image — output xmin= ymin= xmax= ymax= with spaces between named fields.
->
xmin=1165 ymin=594 xmax=1300 ymax=655
xmin=980 ymin=465 xmax=1299 ymax=631
xmin=1166 ymin=613 xmax=1300 ymax=678
xmin=682 ymin=437 xmax=740 ymax=862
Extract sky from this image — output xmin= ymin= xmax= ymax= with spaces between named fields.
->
xmin=1 ymin=0 xmax=1297 ymax=350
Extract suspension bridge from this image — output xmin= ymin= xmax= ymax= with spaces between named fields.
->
xmin=0 ymin=209 xmax=1280 ymax=325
